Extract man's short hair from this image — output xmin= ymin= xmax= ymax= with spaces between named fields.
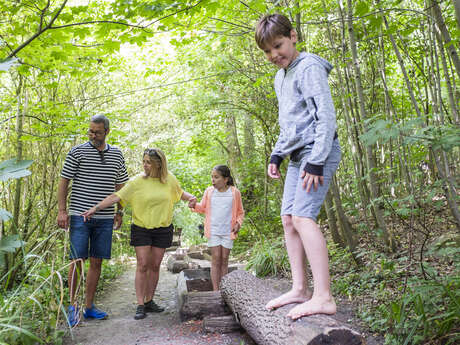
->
xmin=91 ymin=114 xmax=110 ymax=130
xmin=255 ymin=14 xmax=293 ymax=50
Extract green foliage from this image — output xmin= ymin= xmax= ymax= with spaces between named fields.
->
xmin=0 ymin=159 xmax=33 ymax=182
xmin=0 ymin=235 xmax=25 ymax=267
xmin=361 ymin=117 xmax=460 ymax=153
xmin=0 ymin=159 xmax=31 ymax=266
xmin=246 ymin=237 xmax=289 ymax=277
xmin=173 ymin=203 xmax=205 ymax=246
xmin=385 ymin=266 xmax=460 ymax=345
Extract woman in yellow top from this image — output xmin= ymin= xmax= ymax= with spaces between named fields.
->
xmin=82 ymin=148 xmax=197 ymax=320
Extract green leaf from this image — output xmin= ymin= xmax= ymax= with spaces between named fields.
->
xmin=0 ymin=208 xmax=12 ymax=222
xmin=0 ymin=58 xmax=19 ymax=72
xmin=0 ymin=159 xmax=34 ymax=182
xmin=0 ymin=234 xmax=25 ymax=254
xmin=355 ymin=1 xmax=370 ymax=16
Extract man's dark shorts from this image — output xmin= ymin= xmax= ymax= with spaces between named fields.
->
xmin=130 ymin=224 xmax=173 ymax=248
xmin=69 ymin=215 xmax=114 ymax=260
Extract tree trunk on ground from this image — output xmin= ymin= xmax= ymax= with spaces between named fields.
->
xmin=203 ymin=315 xmax=242 ymax=333
xmin=221 ymin=270 xmax=364 ymax=345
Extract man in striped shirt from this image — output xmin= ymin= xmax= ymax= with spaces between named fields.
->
xmin=57 ymin=114 xmax=129 ymax=327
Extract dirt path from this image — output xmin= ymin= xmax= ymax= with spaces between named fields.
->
xmin=63 ymin=257 xmax=382 ymax=345
xmin=63 ymin=258 xmax=254 ymax=345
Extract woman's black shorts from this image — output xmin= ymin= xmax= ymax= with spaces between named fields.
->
xmin=130 ymin=223 xmax=173 ymax=248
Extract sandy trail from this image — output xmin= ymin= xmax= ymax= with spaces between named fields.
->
xmin=63 ymin=258 xmax=254 ymax=345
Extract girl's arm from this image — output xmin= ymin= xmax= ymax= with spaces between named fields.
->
xmin=81 ymin=193 xmax=121 ymax=221
xmin=235 ymin=189 xmax=245 ymax=227
xmin=192 ymin=188 xmax=210 ymax=214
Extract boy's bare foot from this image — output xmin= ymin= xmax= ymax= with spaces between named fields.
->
xmin=287 ymin=297 xmax=336 ymax=320
xmin=265 ymin=289 xmax=312 ymax=310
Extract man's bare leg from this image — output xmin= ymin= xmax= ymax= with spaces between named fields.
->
xmin=85 ymin=257 xmax=102 ymax=309
xmin=68 ymin=259 xmax=84 ymax=305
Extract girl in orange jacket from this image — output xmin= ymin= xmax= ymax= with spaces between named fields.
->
xmin=192 ymin=165 xmax=244 ymax=290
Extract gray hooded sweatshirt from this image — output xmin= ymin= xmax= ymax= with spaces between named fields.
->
xmin=270 ymin=52 xmax=337 ymax=176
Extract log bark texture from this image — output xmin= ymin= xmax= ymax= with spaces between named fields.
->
xmin=202 ymin=315 xmax=242 ymax=333
xmin=221 ymin=270 xmax=365 ymax=345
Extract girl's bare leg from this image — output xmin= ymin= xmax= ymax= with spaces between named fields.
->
xmin=220 ymin=246 xmax=231 ymax=278
xmin=210 ymin=246 xmax=223 ymax=290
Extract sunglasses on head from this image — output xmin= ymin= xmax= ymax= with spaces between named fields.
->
xmin=145 ymin=149 xmax=160 ymax=157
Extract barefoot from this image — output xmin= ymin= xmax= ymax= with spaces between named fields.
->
xmin=287 ymin=297 xmax=336 ymax=319
xmin=265 ymin=289 xmax=312 ymax=310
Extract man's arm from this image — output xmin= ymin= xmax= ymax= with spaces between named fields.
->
xmin=113 ymin=183 xmax=125 ymax=230
xmin=57 ymin=177 xmax=70 ymax=229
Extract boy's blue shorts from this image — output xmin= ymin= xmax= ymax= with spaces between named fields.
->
xmin=69 ymin=215 xmax=114 ymax=260
xmin=281 ymin=139 xmax=341 ymax=221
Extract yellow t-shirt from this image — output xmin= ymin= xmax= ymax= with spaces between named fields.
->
xmin=115 ymin=172 xmax=183 ymax=229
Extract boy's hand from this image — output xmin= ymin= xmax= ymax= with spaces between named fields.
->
xmin=301 ymin=171 xmax=324 ymax=193
xmin=267 ymin=163 xmax=281 ymax=179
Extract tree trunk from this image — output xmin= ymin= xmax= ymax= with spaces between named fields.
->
xmin=221 ymin=270 xmax=364 ymax=345
xmin=346 ymin=0 xmax=394 ymax=251
xmin=430 ymin=0 xmax=460 ymax=79
xmin=332 ymin=0 xmax=372 ymax=227
xmin=12 ymin=77 xmax=24 ymax=234
xmin=324 ymin=190 xmax=344 ymax=247
xmin=225 ymin=112 xmax=242 ymax=183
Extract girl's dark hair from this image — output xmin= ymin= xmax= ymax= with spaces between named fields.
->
xmin=213 ymin=165 xmax=234 ymax=186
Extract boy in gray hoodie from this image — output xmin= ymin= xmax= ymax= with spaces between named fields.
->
xmin=255 ymin=14 xmax=341 ymax=319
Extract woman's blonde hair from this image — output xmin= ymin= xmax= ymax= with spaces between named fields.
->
xmin=143 ymin=148 xmax=168 ymax=183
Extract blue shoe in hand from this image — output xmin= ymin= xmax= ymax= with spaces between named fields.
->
xmin=83 ymin=304 xmax=108 ymax=320
xmin=67 ymin=305 xmax=80 ymax=328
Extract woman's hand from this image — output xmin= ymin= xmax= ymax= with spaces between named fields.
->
xmin=188 ymin=196 xmax=197 ymax=209
xmin=81 ymin=205 xmax=97 ymax=222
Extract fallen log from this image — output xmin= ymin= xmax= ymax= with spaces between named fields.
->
xmin=166 ymin=254 xmax=191 ymax=273
xmin=221 ymin=270 xmax=365 ymax=345
xmin=177 ymin=269 xmax=229 ymax=321
xmin=203 ymin=315 xmax=242 ymax=333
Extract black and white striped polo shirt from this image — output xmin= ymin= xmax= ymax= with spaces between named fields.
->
xmin=61 ymin=142 xmax=129 ymax=218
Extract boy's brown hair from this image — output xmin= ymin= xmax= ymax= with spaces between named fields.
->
xmin=255 ymin=14 xmax=293 ymax=50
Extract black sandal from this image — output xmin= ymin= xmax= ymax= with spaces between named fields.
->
xmin=134 ymin=305 xmax=146 ymax=320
